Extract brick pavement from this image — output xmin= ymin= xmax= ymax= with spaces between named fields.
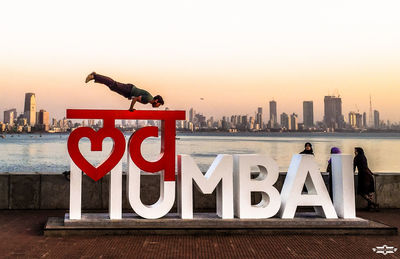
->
xmin=0 ymin=209 xmax=399 ymax=259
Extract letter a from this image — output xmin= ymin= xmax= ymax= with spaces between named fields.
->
xmin=279 ymin=154 xmax=337 ymax=219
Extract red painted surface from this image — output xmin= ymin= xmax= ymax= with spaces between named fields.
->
xmin=66 ymin=109 xmax=185 ymax=181
xmin=129 ymin=120 xmax=177 ymax=181
xmin=67 ymin=126 xmax=125 ymax=181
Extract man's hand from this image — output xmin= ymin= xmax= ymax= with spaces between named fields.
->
xmin=129 ymin=108 xmax=136 ymax=112
xmin=129 ymin=97 xmax=139 ymax=111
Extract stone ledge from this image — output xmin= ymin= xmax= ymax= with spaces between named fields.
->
xmin=44 ymin=212 xmax=397 ymax=236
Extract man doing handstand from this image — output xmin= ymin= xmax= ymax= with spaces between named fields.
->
xmin=85 ymin=72 xmax=164 ymax=111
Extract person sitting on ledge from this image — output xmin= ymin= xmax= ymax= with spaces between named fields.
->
xmin=85 ymin=72 xmax=164 ymax=111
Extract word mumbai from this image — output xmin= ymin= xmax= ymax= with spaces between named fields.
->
xmin=66 ymin=109 xmax=355 ymax=220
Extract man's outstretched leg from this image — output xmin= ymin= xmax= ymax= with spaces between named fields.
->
xmin=85 ymin=72 xmax=132 ymax=99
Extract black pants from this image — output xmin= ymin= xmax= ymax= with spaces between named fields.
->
xmin=94 ymin=74 xmax=133 ymax=99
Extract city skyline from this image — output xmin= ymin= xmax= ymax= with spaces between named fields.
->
xmin=0 ymin=77 xmax=396 ymax=124
xmin=0 ymin=1 xmax=400 ymax=122
xmin=0 ymin=91 xmax=393 ymax=125
xmin=1 ymin=91 xmax=392 ymax=133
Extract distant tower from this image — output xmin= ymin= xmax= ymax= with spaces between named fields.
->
xmin=24 ymin=93 xmax=36 ymax=126
xmin=4 ymin=109 xmax=16 ymax=126
xmin=4 ymin=108 xmax=17 ymax=126
xmin=189 ymin=108 xmax=194 ymax=123
xmin=369 ymin=95 xmax=373 ymax=128
xmin=362 ymin=112 xmax=367 ymax=128
xmin=374 ymin=110 xmax=380 ymax=129
xmin=280 ymin=112 xmax=290 ymax=130
xmin=303 ymin=101 xmax=314 ymax=128
xmin=256 ymin=107 xmax=263 ymax=128
xmin=290 ymin=113 xmax=298 ymax=131
xmin=38 ymin=109 xmax=50 ymax=131
xmin=348 ymin=112 xmax=356 ymax=128
xmin=324 ymin=95 xmax=344 ymax=129
xmin=269 ymin=100 xmax=277 ymax=128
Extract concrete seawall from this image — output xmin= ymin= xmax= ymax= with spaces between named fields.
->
xmin=0 ymin=172 xmax=399 ymax=210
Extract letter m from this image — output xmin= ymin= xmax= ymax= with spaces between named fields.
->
xmin=177 ymin=154 xmax=234 ymax=219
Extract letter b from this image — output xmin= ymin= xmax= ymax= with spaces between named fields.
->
xmin=233 ymin=154 xmax=281 ymax=219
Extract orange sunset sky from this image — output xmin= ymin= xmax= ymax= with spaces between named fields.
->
xmin=0 ymin=0 xmax=399 ymax=123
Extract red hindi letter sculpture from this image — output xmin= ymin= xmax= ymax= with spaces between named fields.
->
xmin=66 ymin=109 xmax=185 ymax=220
xmin=67 ymin=117 xmax=125 ymax=181
xmin=66 ymin=109 xmax=185 ymax=181
xmin=129 ymin=118 xmax=178 ymax=182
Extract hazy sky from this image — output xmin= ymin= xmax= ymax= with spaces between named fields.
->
xmin=0 ymin=0 xmax=399 ymax=123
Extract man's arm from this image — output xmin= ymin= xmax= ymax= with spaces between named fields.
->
xmin=129 ymin=96 xmax=142 ymax=111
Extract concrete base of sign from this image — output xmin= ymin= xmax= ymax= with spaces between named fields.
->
xmin=44 ymin=213 xmax=397 ymax=236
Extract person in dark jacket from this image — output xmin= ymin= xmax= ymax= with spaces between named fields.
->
xmin=354 ymin=147 xmax=379 ymax=210
xmin=300 ymin=142 xmax=314 ymax=155
xmin=326 ymin=147 xmax=341 ymax=200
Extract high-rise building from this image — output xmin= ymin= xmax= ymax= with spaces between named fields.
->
xmin=4 ymin=110 xmax=14 ymax=126
xmin=241 ymin=115 xmax=248 ymax=129
xmin=280 ymin=112 xmax=290 ymax=130
xmin=362 ymin=112 xmax=367 ymax=128
xmin=348 ymin=112 xmax=362 ymax=128
xmin=290 ymin=113 xmax=298 ymax=131
xmin=324 ymin=95 xmax=344 ymax=129
xmin=356 ymin=113 xmax=363 ymax=129
xmin=348 ymin=112 xmax=356 ymax=128
xmin=37 ymin=109 xmax=49 ymax=131
xmin=189 ymin=108 xmax=194 ymax=123
xmin=374 ymin=110 xmax=380 ymax=129
xmin=269 ymin=100 xmax=277 ymax=128
xmin=303 ymin=101 xmax=314 ymax=128
xmin=4 ymin=108 xmax=17 ymax=126
xmin=230 ymin=115 xmax=237 ymax=126
xmin=194 ymin=113 xmax=206 ymax=128
xmin=249 ymin=116 xmax=255 ymax=130
xmin=9 ymin=108 xmax=17 ymax=122
xmin=256 ymin=107 xmax=263 ymax=128
xmin=24 ymin=93 xmax=36 ymax=126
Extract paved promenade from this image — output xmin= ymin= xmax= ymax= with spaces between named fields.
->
xmin=0 ymin=209 xmax=399 ymax=258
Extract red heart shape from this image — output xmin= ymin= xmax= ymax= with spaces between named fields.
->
xmin=67 ymin=127 xmax=125 ymax=181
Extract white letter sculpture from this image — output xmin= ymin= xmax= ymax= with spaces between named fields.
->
xmin=279 ymin=154 xmax=337 ymax=219
xmin=331 ymin=154 xmax=356 ymax=218
xmin=177 ymin=154 xmax=234 ymax=219
xmin=233 ymin=154 xmax=281 ymax=219
xmin=127 ymin=147 xmax=175 ymax=219
xmin=69 ymin=160 xmax=122 ymax=220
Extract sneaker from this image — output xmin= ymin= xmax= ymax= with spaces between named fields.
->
xmin=85 ymin=72 xmax=96 ymax=83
